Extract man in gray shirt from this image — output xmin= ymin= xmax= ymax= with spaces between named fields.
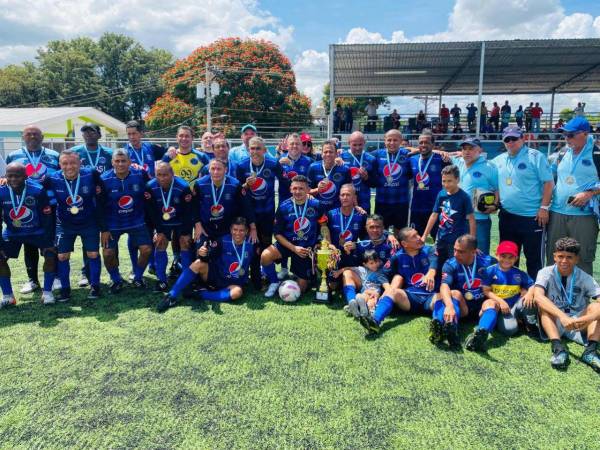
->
xmin=534 ymin=237 xmax=600 ymax=372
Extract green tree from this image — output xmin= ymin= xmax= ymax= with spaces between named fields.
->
xmin=321 ymin=82 xmax=388 ymax=115
xmin=0 ymin=63 xmax=39 ymax=106
xmin=559 ymin=108 xmax=575 ymax=122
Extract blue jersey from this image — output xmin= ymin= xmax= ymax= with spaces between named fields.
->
xmin=389 ymin=245 xmax=439 ymax=294
xmin=0 ymin=179 xmax=53 ymax=238
xmin=192 ymin=175 xmax=253 ymax=238
xmin=71 ymin=144 xmax=113 ymax=174
xmin=99 ymin=168 xmax=150 ymax=231
xmin=410 ymin=153 xmax=447 ymax=213
xmin=6 ymin=147 xmax=60 ymax=182
xmin=326 ymin=208 xmax=366 ymax=249
xmin=278 ymin=153 xmax=312 ymax=201
xmin=341 ymin=150 xmax=376 ymax=208
xmin=209 ymin=234 xmax=254 ymax=286
xmin=356 ymin=236 xmax=395 ymax=263
xmin=372 ymin=148 xmax=412 ymax=205
xmin=236 ymin=156 xmax=283 ymax=216
xmin=145 ymin=176 xmax=193 ymax=234
xmin=43 ymin=168 xmax=104 ymax=231
xmin=482 ymin=264 xmax=533 ymax=306
xmin=274 ymin=197 xmax=325 ymax=247
xmin=125 ymin=142 xmax=165 ymax=178
xmin=307 ymin=162 xmax=351 ymax=211
xmin=432 ymin=188 xmax=473 ymax=244
xmin=442 ymin=254 xmax=496 ymax=303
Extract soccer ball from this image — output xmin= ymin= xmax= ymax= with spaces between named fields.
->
xmin=278 ymin=280 xmax=301 ymax=303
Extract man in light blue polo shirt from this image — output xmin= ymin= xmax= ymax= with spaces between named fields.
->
xmin=547 ymin=117 xmax=599 ymax=275
xmin=493 ymin=126 xmax=554 ymax=279
xmin=229 ymin=124 xmax=257 ymax=165
xmin=451 ymin=137 xmax=499 ymax=255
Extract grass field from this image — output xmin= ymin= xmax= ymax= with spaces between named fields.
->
xmin=1 ymin=217 xmax=600 ymax=449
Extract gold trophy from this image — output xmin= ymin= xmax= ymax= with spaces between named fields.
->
xmin=315 ymin=221 xmax=333 ymax=303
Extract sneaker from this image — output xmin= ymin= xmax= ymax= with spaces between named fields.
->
xmin=356 ymin=297 xmax=369 ymax=317
xmin=153 ymin=281 xmax=169 ymax=293
xmin=41 ymin=291 xmax=55 ymax=305
xmin=127 ymin=272 xmax=135 ymax=282
xmin=580 ymin=351 xmax=600 ymax=373
xmin=87 ymin=285 xmax=101 ymax=300
xmin=444 ymin=322 xmax=461 ymax=349
xmin=132 ymin=279 xmax=147 ymax=290
xmin=109 ymin=280 xmax=124 ymax=295
xmin=343 ymin=304 xmax=352 ymax=316
xmin=0 ymin=296 xmax=16 ymax=308
xmin=52 ymin=278 xmax=62 ymax=291
xmin=429 ymin=319 xmax=445 ymax=345
xmin=277 ymin=268 xmax=289 ymax=281
xmin=78 ymin=275 xmax=89 ymax=287
xmin=347 ymin=299 xmax=360 ymax=318
xmin=359 ymin=314 xmax=380 ymax=334
xmin=57 ymin=287 xmax=71 ymax=303
xmin=265 ymin=282 xmax=280 ymax=298
xmin=465 ymin=328 xmax=488 ymax=352
xmin=157 ymin=294 xmax=176 ymax=313
xmin=20 ymin=280 xmax=39 ymax=295
xmin=550 ymin=349 xmax=570 ymax=370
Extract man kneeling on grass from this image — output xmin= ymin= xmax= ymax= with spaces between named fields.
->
xmin=533 ymin=237 xmax=600 ymax=372
xmin=158 ymin=217 xmax=254 ymax=312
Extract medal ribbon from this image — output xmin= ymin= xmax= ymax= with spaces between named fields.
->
xmin=8 ymin=185 xmax=27 ymax=219
xmin=385 ymin=150 xmax=402 ymax=176
xmin=160 ymin=178 xmax=175 ymax=212
xmin=83 ymin=145 xmax=102 ymax=169
xmin=292 ymin=199 xmax=309 ymax=225
xmin=350 ymin=150 xmax=365 ymax=168
xmin=340 ymin=209 xmax=355 ymax=238
xmin=250 ymin=158 xmax=266 ymax=177
xmin=232 ymin=239 xmax=247 ymax=273
xmin=22 ymin=147 xmax=45 ymax=172
xmin=210 ymin=179 xmax=226 ymax=207
xmin=418 ymin=154 xmax=433 ymax=179
xmin=128 ymin=143 xmax=145 ymax=166
xmin=322 ymin=162 xmax=334 ymax=179
xmin=62 ymin=173 xmax=81 ymax=206
xmin=553 ymin=265 xmax=577 ymax=307
xmin=461 ymin=258 xmax=477 ymax=290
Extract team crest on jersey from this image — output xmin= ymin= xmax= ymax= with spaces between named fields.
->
xmin=582 ymin=159 xmax=592 ymax=166
xmin=473 ymin=171 xmax=482 ymax=178
xmin=41 ymin=155 xmax=52 ymax=163
xmin=24 ymin=196 xmax=35 ymax=206
xmin=98 ymin=157 xmax=106 ymax=164
xmin=518 ymin=163 xmax=527 ymax=170
xmin=306 ymin=207 xmax=316 ymax=216
xmin=333 ymin=172 xmax=343 ymax=182
xmin=318 ymin=179 xmax=337 ymax=199
xmin=225 ymin=193 xmax=232 ymax=200
xmin=190 ymin=158 xmax=198 ymax=165
xmin=513 ymin=274 xmax=521 ymax=283
xmin=9 ymin=206 xmax=33 ymax=224
xmin=81 ymin=185 xmax=89 ymax=194
xmin=132 ymin=184 xmax=140 ymax=192
xmin=263 ymin=169 xmax=272 ymax=178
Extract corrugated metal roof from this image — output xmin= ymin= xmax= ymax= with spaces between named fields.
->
xmin=330 ymin=39 xmax=600 ymax=96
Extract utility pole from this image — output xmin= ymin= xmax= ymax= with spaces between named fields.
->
xmin=196 ymin=63 xmax=220 ymax=133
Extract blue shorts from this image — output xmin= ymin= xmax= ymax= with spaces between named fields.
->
xmin=158 ymin=226 xmax=192 ymax=241
xmin=275 ymin=242 xmax=314 ymax=281
xmin=56 ymin=224 xmax=99 ymax=253
xmin=205 ymin=265 xmax=248 ymax=289
xmin=406 ymin=291 xmax=435 ymax=315
xmin=1 ymin=234 xmax=55 ymax=259
xmin=106 ymin=226 xmax=152 ymax=250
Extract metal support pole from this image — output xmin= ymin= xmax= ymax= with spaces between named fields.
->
xmin=549 ymin=89 xmax=556 ymax=131
xmin=205 ymin=62 xmax=212 ymax=133
xmin=328 ymin=45 xmax=335 ymax=138
xmin=475 ymin=41 xmax=486 ymax=138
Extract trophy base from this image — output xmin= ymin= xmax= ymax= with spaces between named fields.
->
xmin=314 ymin=290 xmax=330 ymax=304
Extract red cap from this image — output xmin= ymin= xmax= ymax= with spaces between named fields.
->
xmin=496 ymin=241 xmax=518 ymax=257
xmin=300 ymin=132 xmax=312 ymax=143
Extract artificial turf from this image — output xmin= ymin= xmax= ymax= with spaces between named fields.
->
xmin=0 ymin=218 xmax=599 ymax=449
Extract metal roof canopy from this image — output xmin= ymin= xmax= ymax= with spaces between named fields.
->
xmin=329 ymin=39 xmax=600 ymax=97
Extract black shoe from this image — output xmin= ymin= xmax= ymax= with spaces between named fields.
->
xmin=157 ymin=294 xmax=176 ymax=312
xmin=465 ymin=327 xmax=489 ymax=352
xmin=131 ymin=279 xmax=147 ymax=289
xmin=109 ymin=280 xmax=124 ymax=295
xmin=57 ymin=287 xmax=71 ymax=303
xmin=153 ymin=281 xmax=169 ymax=293
xmin=88 ymin=285 xmax=101 ymax=299
xmin=147 ymin=266 xmax=156 ymax=276
xmin=429 ymin=319 xmax=445 ymax=345
xmin=359 ymin=314 xmax=380 ymax=335
xmin=168 ymin=261 xmax=182 ymax=281
xmin=444 ymin=322 xmax=461 ymax=349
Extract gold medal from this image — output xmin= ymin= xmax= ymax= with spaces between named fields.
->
xmin=565 ymin=176 xmax=575 ymax=185
xmin=296 ymin=230 xmax=304 ymax=239
xmin=386 ymin=176 xmax=393 ymax=184
xmin=162 ymin=212 xmax=171 ymax=221
xmin=465 ymin=291 xmax=474 ymax=301
xmin=13 ymin=219 xmax=21 ymax=228
xmin=238 ymin=268 xmax=245 ymax=276
xmin=506 ymin=177 xmax=512 ymax=186
xmin=70 ymin=206 xmax=79 ymax=215
xmin=418 ymin=182 xmax=425 ymax=189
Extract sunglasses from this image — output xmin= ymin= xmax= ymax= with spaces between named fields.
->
xmin=564 ymin=131 xmax=583 ymax=139
xmin=249 ymin=146 xmax=262 ymax=151
xmin=503 ymin=136 xmax=520 ymax=143
xmin=302 ymin=141 xmax=312 ymax=147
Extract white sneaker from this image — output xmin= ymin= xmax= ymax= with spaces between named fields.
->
xmin=0 ymin=296 xmax=16 ymax=308
xmin=20 ymin=280 xmax=39 ymax=294
xmin=52 ymin=278 xmax=62 ymax=291
xmin=265 ymin=282 xmax=280 ymax=298
xmin=277 ymin=268 xmax=289 ymax=281
xmin=78 ymin=275 xmax=89 ymax=287
xmin=41 ymin=291 xmax=55 ymax=305
xmin=128 ymin=272 xmax=135 ymax=282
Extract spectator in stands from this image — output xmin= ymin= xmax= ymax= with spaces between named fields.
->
xmin=450 ymin=104 xmax=461 ymax=128
xmin=344 ymin=105 xmax=353 ymax=133
xmin=574 ymin=102 xmax=586 ymax=117
xmin=515 ymin=105 xmax=524 ymax=129
xmin=479 ymin=102 xmax=488 ymax=131
xmin=490 ymin=102 xmax=500 ymax=132
xmin=547 ymin=117 xmax=599 ymax=275
xmin=416 ymin=110 xmax=427 ymax=132
xmin=500 ymin=101 xmax=511 ymax=131
xmin=365 ymin=100 xmax=378 ymax=133
xmin=390 ymin=109 xmax=400 ymax=130
xmin=554 ymin=118 xmax=565 ymax=132
xmin=466 ymin=103 xmax=477 ymax=131
xmin=531 ymin=102 xmax=543 ymax=133
xmin=439 ymin=104 xmax=450 ymax=133
xmin=524 ymin=102 xmax=534 ymax=132
xmin=334 ymin=104 xmax=343 ymax=133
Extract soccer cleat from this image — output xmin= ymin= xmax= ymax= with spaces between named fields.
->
xmin=87 ymin=285 xmax=101 ymax=300
xmin=277 ymin=268 xmax=289 ymax=281
xmin=342 ymin=304 xmax=352 ymax=316
xmin=429 ymin=319 xmax=445 ymax=345
xmin=147 ymin=266 xmax=156 ymax=276
xmin=581 ymin=352 xmax=600 ymax=373
xmin=153 ymin=281 xmax=169 ymax=293
xmin=78 ymin=275 xmax=90 ymax=288
xmin=0 ymin=296 xmax=16 ymax=308
xmin=20 ymin=280 xmax=39 ymax=295
xmin=347 ymin=299 xmax=360 ymax=318
xmin=157 ymin=294 xmax=177 ymax=313
xmin=356 ymin=297 xmax=369 ymax=318
xmin=41 ymin=291 xmax=55 ymax=305
xmin=444 ymin=322 xmax=461 ymax=349
xmin=132 ymin=279 xmax=147 ymax=290
xmin=109 ymin=280 xmax=124 ymax=295
xmin=52 ymin=278 xmax=62 ymax=291
xmin=265 ymin=282 xmax=280 ymax=298
xmin=465 ymin=328 xmax=489 ymax=352
xmin=57 ymin=288 xmax=71 ymax=303
xmin=127 ymin=272 xmax=135 ymax=282
xmin=550 ymin=349 xmax=570 ymax=370
xmin=359 ymin=314 xmax=380 ymax=334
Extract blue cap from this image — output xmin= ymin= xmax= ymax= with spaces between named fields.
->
xmin=460 ymin=137 xmax=481 ymax=147
xmin=502 ymin=126 xmax=523 ymax=139
xmin=241 ymin=124 xmax=257 ymax=133
xmin=560 ymin=116 xmax=590 ymax=133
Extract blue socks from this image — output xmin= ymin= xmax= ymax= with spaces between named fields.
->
xmin=133 ymin=261 xmax=146 ymax=282
xmin=127 ymin=237 xmax=137 ymax=270
xmin=0 ymin=276 xmax=13 ymax=296
xmin=57 ymin=259 xmax=71 ymax=289
xmin=263 ymin=263 xmax=278 ymax=283
xmin=373 ymin=295 xmax=394 ymax=324
xmin=432 ymin=298 xmax=461 ymax=323
xmin=169 ymin=268 xmax=196 ymax=298
xmin=479 ymin=308 xmax=498 ymax=332
xmin=180 ymin=250 xmax=192 ymax=269
xmin=108 ymin=267 xmax=122 ymax=283
xmin=200 ymin=288 xmax=232 ymax=302
xmin=88 ymin=256 xmax=101 ymax=287
xmin=154 ymin=249 xmax=168 ymax=283
xmin=343 ymin=285 xmax=356 ymax=304
xmin=43 ymin=271 xmax=55 ymax=292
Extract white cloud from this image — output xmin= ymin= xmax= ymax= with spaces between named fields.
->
xmin=293 ymin=49 xmax=329 ymax=105
xmin=343 ymin=28 xmax=388 ymax=44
